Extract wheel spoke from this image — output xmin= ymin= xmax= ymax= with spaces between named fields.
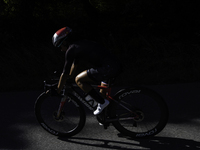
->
xmin=111 ymin=88 xmax=168 ymax=138
xmin=35 ymin=93 xmax=86 ymax=137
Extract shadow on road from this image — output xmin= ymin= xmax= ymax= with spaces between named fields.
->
xmin=1 ymin=82 xmax=200 ymax=149
xmin=58 ymin=136 xmax=200 ymax=150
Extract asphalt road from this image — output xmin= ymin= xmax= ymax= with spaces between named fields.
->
xmin=0 ymin=82 xmax=200 ymax=150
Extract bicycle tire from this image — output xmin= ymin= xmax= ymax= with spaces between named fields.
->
xmin=110 ymin=87 xmax=168 ymax=138
xmin=34 ymin=92 xmax=86 ymax=137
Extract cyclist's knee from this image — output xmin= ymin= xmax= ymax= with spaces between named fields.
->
xmin=75 ymin=70 xmax=88 ymax=85
xmin=75 ymin=75 xmax=82 ymax=86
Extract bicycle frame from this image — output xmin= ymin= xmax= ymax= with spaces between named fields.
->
xmin=50 ymin=80 xmax=136 ymax=122
xmin=56 ymin=83 xmax=134 ymax=118
xmin=36 ymin=79 xmax=168 ymax=138
xmin=69 ymin=84 xmax=112 ymax=111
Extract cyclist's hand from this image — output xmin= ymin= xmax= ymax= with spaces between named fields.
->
xmin=46 ymin=90 xmax=50 ymax=94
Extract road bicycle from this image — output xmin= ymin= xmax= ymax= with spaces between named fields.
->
xmin=34 ymin=77 xmax=168 ymax=138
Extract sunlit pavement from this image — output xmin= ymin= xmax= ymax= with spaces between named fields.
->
xmin=0 ymin=83 xmax=200 ymax=150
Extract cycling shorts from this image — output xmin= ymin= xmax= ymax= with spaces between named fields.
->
xmin=87 ymin=62 xmax=121 ymax=82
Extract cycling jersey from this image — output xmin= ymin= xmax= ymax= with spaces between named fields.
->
xmin=63 ymin=40 xmax=121 ymax=81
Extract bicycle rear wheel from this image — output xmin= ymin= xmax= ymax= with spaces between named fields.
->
xmin=111 ymin=87 xmax=168 ymax=138
xmin=35 ymin=92 xmax=86 ymax=137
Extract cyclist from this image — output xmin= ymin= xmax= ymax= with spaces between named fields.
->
xmin=52 ymin=27 xmax=122 ymax=115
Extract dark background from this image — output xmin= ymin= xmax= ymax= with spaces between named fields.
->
xmin=1 ymin=0 xmax=200 ymax=91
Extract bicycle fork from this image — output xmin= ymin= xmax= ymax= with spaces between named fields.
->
xmin=56 ymin=96 xmax=67 ymax=119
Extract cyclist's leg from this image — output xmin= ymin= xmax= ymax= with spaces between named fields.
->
xmin=75 ymin=70 xmax=109 ymax=115
xmin=75 ymin=70 xmax=105 ymax=104
xmin=100 ymin=81 xmax=108 ymax=98
xmin=75 ymin=70 xmax=108 ymax=98
xmin=75 ymin=70 xmax=94 ymax=93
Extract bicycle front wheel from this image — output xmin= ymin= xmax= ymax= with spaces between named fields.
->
xmin=111 ymin=87 xmax=168 ymax=138
xmin=34 ymin=92 xmax=86 ymax=137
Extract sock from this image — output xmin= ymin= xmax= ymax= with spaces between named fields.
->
xmin=87 ymin=89 xmax=105 ymax=104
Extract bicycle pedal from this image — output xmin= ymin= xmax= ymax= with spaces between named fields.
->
xmin=98 ymin=122 xmax=109 ymax=129
xmin=103 ymin=123 xmax=109 ymax=129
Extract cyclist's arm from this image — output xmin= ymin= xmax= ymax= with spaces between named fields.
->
xmin=57 ymin=62 xmax=78 ymax=94
xmin=69 ymin=62 xmax=78 ymax=76
xmin=57 ymin=73 xmax=69 ymax=94
xmin=57 ymin=46 xmax=79 ymax=94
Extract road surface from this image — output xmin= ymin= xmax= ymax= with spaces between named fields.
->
xmin=0 ymin=82 xmax=200 ymax=150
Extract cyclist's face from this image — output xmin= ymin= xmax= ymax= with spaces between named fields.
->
xmin=60 ymin=41 xmax=68 ymax=52
xmin=61 ymin=45 xmax=68 ymax=52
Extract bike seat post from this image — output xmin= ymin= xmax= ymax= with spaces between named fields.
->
xmin=105 ymin=82 xmax=112 ymax=99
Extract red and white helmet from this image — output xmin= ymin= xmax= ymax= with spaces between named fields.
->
xmin=52 ymin=27 xmax=72 ymax=47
